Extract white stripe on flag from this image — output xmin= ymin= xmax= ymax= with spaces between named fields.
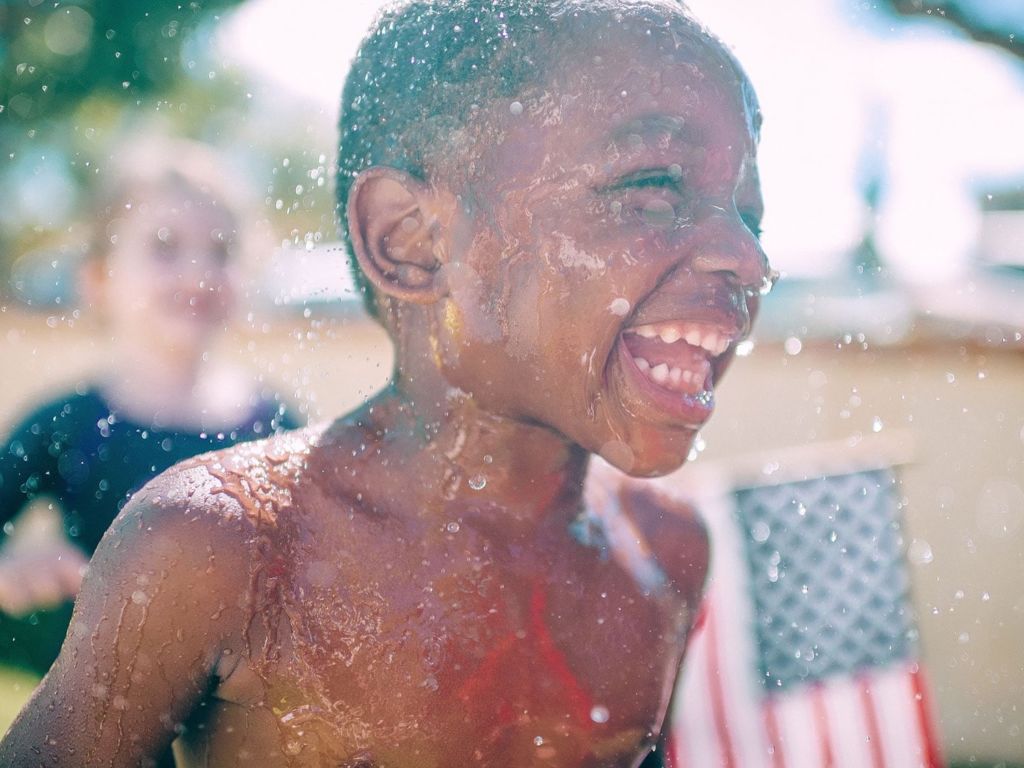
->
xmin=870 ymin=665 xmax=927 ymax=768
xmin=674 ymin=615 xmax=723 ymax=767
xmin=669 ymin=477 xmax=775 ymax=768
xmin=820 ymin=675 xmax=878 ymax=768
xmin=772 ymin=686 xmax=828 ymax=768
xmin=699 ymin=489 xmax=773 ymax=768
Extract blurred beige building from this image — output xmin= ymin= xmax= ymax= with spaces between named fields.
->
xmin=1 ymin=295 xmax=1021 ymax=763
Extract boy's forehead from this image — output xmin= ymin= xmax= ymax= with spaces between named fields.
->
xmin=481 ymin=35 xmax=752 ymax=163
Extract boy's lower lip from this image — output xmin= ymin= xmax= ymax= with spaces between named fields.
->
xmin=613 ymin=339 xmax=715 ymax=428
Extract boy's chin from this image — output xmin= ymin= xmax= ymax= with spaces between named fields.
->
xmin=596 ymin=435 xmax=694 ymax=479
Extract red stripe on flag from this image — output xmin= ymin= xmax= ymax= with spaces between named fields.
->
xmin=812 ymin=683 xmax=836 ymax=768
xmin=763 ymin=699 xmax=787 ymax=768
xmin=909 ymin=665 xmax=944 ymax=768
xmin=858 ymin=674 xmax=886 ymax=768
xmin=706 ymin=604 xmax=737 ymax=768
xmin=665 ymin=731 xmax=679 ymax=768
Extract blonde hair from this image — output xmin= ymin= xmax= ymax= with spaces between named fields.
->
xmin=88 ymin=133 xmax=249 ymax=265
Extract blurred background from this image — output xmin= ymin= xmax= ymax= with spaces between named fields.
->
xmin=0 ymin=0 xmax=1021 ymax=764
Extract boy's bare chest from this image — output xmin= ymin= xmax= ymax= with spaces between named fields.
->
xmin=217 ymin=518 xmax=693 ymax=767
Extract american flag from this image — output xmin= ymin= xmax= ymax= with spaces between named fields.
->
xmin=663 ymin=466 xmax=943 ymax=768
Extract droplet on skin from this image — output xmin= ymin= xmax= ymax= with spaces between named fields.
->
xmin=784 ymin=337 xmax=803 ymax=355
xmin=609 ymin=298 xmax=630 ymax=316
xmin=468 ymin=475 xmax=486 ymax=491
xmin=509 ymin=100 xmax=523 ymax=116
xmin=446 ymin=521 xmax=461 ymax=534
xmin=590 ymin=705 xmax=610 ymax=724
xmin=131 ymin=590 xmax=149 ymax=605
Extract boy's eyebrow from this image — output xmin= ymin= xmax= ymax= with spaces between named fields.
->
xmin=608 ymin=114 xmax=703 ymax=145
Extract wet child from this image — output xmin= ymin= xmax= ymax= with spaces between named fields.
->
xmin=0 ymin=136 xmax=301 ymax=676
xmin=1 ymin=1 xmax=770 ymax=765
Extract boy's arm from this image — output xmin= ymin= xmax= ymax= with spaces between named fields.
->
xmin=0 ymin=401 xmax=62 ymax=530
xmin=0 ymin=402 xmax=72 ymax=615
xmin=0 ymin=465 xmax=252 ymax=766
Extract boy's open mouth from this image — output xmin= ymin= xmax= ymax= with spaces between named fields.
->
xmin=616 ymin=318 xmax=741 ymax=426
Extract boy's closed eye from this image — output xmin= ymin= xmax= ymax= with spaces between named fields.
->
xmin=598 ymin=168 xmax=690 ymax=230
xmin=599 ymin=171 xmax=763 ymax=241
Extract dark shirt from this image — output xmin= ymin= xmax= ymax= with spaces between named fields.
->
xmin=0 ymin=386 xmax=302 ymax=555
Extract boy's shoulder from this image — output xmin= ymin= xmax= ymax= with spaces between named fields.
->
xmin=133 ymin=424 xmax=328 ymax=533
xmin=587 ymin=467 xmax=710 ymax=602
xmin=620 ymin=482 xmax=709 ymax=596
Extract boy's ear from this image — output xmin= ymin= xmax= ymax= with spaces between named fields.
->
xmin=347 ymin=167 xmax=449 ymax=304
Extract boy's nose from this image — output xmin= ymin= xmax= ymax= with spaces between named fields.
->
xmin=687 ymin=206 xmax=770 ymax=294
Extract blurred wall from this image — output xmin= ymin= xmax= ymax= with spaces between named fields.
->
xmin=0 ymin=307 xmax=1021 ymax=763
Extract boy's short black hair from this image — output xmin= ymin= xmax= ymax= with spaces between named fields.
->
xmin=336 ymin=0 xmax=696 ymax=318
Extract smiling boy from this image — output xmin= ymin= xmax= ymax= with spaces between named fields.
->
xmin=0 ymin=1 xmax=770 ymax=765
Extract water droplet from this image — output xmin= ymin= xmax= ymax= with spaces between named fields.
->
xmin=751 ymin=521 xmax=771 ymax=543
xmin=534 ymin=736 xmax=544 ymax=746
xmin=686 ymin=432 xmax=707 ymax=462
xmin=131 ymin=590 xmax=149 ymax=605
xmin=509 ymin=100 xmax=524 ymax=116
xmin=735 ymin=339 xmax=755 ymax=357
xmin=468 ymin=474 xmax=487 ymax=491
xmin=446 ymin=521 xmax=461 ymax=534
xmin=872 ymin=416 xmax=884 ymax=433
xmin=784 ymin=337 xmax=803 ymax=355
xmin=590 ymin=705 xmax=610 ymax=724
xmin=609 ymin=298 xmax=630 ymax=316
xmin=907 ymin=539 xmax=934 ymax=565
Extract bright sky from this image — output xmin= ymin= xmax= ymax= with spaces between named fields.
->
xmin=220 ymin=0 xmax=1024 ymax=283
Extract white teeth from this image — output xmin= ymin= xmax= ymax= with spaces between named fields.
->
xmin=632 ymin=354 xmax=711 ymax=395
xmin=660 ymin=327 xmax=682 ymax=344
xmin=629 ymin=322 xmax=735 ymax=357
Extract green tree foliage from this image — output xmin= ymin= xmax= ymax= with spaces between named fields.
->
xmin=1 ymin=0 xmax=244 ymax=126
xmin=876 ymin=0 xmax=1023 ymax=61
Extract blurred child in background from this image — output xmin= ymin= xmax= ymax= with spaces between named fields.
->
xmin=0 ymin=136 xmax=302 ymax=678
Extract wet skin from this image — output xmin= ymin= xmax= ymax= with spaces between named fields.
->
xmin=0 ymin=21 xmax=768 ymax=768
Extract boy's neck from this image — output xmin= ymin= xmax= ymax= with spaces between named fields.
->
xmin=354 ymin=382 xmax=591 ymax=535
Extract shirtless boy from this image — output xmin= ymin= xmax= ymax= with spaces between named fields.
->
xmin=1 ymin=1 xmax=770 ymax=765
